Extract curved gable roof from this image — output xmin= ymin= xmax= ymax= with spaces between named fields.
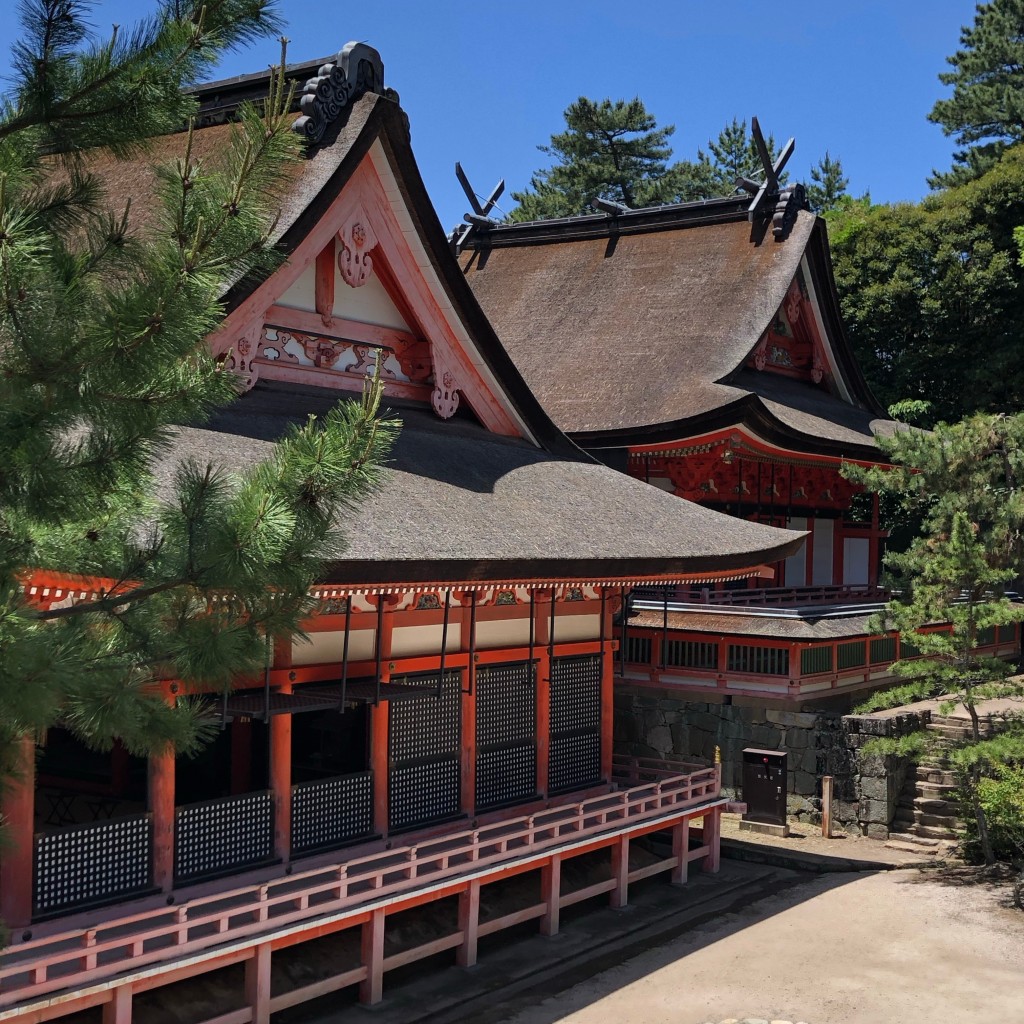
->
xmin=461 ymin=206 xmax=896 ymax=456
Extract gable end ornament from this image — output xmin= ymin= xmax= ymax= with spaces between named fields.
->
xmin=431 ymin=359 xmax=460 ymax=420
xmin=338 ymin=219 xmax=377 ymax=287
xmin=293 ymin=42 xmax=387 ymax=145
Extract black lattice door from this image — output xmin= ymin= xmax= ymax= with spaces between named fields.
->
xmin=388 ymin=670 xmax=461 ymax=831
xmin=475 ymin=661 xmax=536 ymax=810
xmin=548 ymin=654 xmax=602 ymax=793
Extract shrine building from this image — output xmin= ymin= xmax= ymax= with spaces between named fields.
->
xmin=0 ymin=46 xmax=807 ymax=1023
xmin=458 ymin=159 xmax=1020 ymax=783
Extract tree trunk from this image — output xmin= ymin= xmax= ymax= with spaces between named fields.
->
xmin=969 ymin=763 xmax=996 ymax=866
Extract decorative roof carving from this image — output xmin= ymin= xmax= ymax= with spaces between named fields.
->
xmin=293 ymin=42 xmax=386 ymax=144
xmin=338 ymin=217 xmax=377 ymax=287
xmin=772 ymin=184 xmax=807 ymax=242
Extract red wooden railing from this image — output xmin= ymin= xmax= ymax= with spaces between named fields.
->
xmin=0 ymin=758 xmax=720 ymax=1008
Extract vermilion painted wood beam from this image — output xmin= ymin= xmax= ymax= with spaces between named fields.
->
xmin=149 ymin=742 xmax=175 ymax=894
xmin=0 ymin=735 xmax=35 ymax=929
xmin=533 ymin=592 xmax=552 ymax=800
xmin=271 ymin=682 xmax=292 ymax=864
xmin=314 ymin=242 xmax=335 ymax=324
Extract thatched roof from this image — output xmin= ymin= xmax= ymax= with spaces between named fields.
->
xmin=159 ymin=383 xmax=807 ymax=585
xmin=70 ymin=50 xmax=810 ymax=583
xmin=461 ymin=204 xmax=897 ymax=459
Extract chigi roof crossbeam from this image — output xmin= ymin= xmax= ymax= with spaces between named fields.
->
xmin=734 ymin=116 xmax=807 ymax=241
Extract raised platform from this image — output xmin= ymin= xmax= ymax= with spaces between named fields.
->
xmin=0 ymin=758 xmax=725 ymax=1024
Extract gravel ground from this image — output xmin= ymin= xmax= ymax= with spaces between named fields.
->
xmin=492 ymin=867 xmax=1024 ymax=1024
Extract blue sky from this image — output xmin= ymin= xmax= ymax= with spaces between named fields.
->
xmin=1 ymin=1 xmax=976 ymax=231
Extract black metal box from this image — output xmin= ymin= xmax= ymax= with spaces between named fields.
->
xmin=741 ymin=748 xmax=787 ymax=826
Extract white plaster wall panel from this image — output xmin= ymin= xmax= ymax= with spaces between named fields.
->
xmin=552 ymin=613 xmax=601 ymax=643
xmin=843 ymin=537 xmax=870 ymax=586
xmin=276 ymin=263 xmax=316 ymax=311
xmin=784 ymin=517 xmax=808 ymax=586
xmin=332 ymin=263 xmax=412 ymax=331
xmin=292 ymin=629 xmax=375 ymax=665
xmin=390 ymin=623 xmax=462 ymax=658
xmin=811 ymin=517 xmax=834 ymax=586
xmin=475 ymin=617 xmax=532 ymax=648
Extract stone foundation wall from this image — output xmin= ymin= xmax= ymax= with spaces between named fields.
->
xmin=614 ymin=688 xmax=853 ymax=820
xmin=840 ymin=709 xmax=930 ymax=838
xmin=614 ymin=687 xmax=928 ymax=834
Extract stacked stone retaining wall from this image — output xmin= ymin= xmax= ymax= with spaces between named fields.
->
xmin=615 ymin=687 xmax=932 ymax=835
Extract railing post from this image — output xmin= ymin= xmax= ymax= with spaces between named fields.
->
xmin=671 ymin=819 xmax=690 ymax=885
xmin=610 ymin=835 xmax=630 ymax=909
xmin=360 ymin=907 xmax=386 ymax=1005
xmin=456 ymin=879 xmax=481 ymax=968
xmin=540 ymin=854 xmax=561 ymax=936
xmin=102 ymin=984 xmax=133 ymax=1024
xmin=701 ymin=807 xmax=722 ymax=873
xmin=0 ymin=734 xmax=35 ymax=928
xmin=244 ymin=942 xmax=272 ymax=1024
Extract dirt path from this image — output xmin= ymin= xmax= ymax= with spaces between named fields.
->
xmin=494 ymin=869 xmax=1024 ymax=1024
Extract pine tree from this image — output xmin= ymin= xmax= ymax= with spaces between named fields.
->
xmin=509 ymin=97 xmax=694 ymax=220
xmin=0 ymin=3 xmax=395 ymax=769
xmin=844 ymin=414 xmax=1024 ymax=865
xmin=929 ymin=0 xmax=1024 ymax=187
xmin=686 ymin=118 xmax=788 ymax=197
xmin=806 ymin=151 xmax=849 ymax=213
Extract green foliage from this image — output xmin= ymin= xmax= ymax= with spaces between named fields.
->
xmin=509 ymin=104 xmax=827 ymax=221
xmin=844 ymin=412 xmax=1024 ymax=863
xmin=0 ymin=3 xmax=396 ymax=764
xmin=858 ymin=730 xmax=935 ymax=761
xmin=806 ymin=151 xmax=849 ymax=213
xmin=679 ymin=117 xmax=789 ymax=200
xmin=957 ymin=748 xmax=1024 ymax=862
xmin=828 ymin=146 xmax=1024 ymax=425
xmin=508 ymin=98 xmax=687 ymax=220
xmin=929 ymin=0 xmax=1024 ymax=187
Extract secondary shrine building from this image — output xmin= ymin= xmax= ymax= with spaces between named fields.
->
xmin=0 ymin=46 xmax=805 ymax=1024
xmin=459 ymin=174 xmax=1020 ymax=788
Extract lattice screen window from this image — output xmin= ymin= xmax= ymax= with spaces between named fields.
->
xmin=175 ymin=790 xmax=274 ymax=882
xmin=34 ymin=814 xmax=152 ymax=915
xmin=291 ymin=772 xmax=373 ymax=855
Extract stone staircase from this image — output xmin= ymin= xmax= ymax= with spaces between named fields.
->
xmin=886 ymin=712 xmax=1003 ymax=855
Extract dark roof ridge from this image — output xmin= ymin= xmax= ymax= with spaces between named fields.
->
xmin=184 ymin=43 xmax=397 ymax=140
xmin=463 ymin=195 xmax=757 ymax=249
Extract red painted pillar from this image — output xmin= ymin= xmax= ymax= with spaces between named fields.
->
xmin=371 ymin=701 xmax=389 ymax=837
xmin=459 ymin=593 xmax=477 ymax=815
xmin=600 ymin=609 xmax=615 ymax=783
xmin=1 ymin=734 xmax=35 ymax=928
xmin=371 ymin=596 xmax=396 ymax=837
xmin=869 ymin=492 xmax=881 ymax=592
xmin=271 ymin=683 xmax=292 ymax=864
xmin=149 ymin=741 xmax=176 ymax=894
xmin=534 ymin=591 xmax=551 ymax=800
